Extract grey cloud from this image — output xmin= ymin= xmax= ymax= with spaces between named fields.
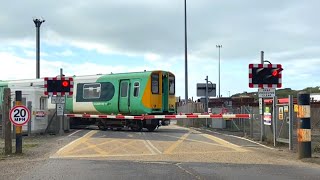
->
xmin=0 ymin=0 xmax=320 ymax=61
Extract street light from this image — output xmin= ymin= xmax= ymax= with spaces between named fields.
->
xmin=216 ymin=45 xmax=222 ymax=98
xmin=184 ymin=0 xmax=188 ymax=103
xmin=33 ymin=17 xmax=45 ymax=79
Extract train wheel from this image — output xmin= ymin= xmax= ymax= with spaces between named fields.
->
xmin=146 ymin=125 xmax=157 ymax=132
xmin=131 ymin=124 xmax=142 ymax=132
xmin=98 ymin=124 xmax=107 ymax=131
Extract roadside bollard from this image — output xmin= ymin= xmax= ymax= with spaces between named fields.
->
xmin=297 ymin=92 xmax=311 ymax=159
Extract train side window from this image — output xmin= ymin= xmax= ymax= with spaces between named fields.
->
xmin=83 ymin=83 xmax=101 ymax=99
xmin=151 ymin=73 xmax=159 ymax=94
xmin=169 ymin=75 xmax=175 ymax=95
xmin=133 ymin=82 xmax=140 ymax=97
xmin=121 ymin=82 xmax=128 ymax=97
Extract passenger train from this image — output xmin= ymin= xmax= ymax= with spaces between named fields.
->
xmin=0 ymin=70 xmax=176 ymax=132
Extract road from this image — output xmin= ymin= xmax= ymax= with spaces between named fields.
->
xmin=21 ymin=124 xmax=320 ymax=180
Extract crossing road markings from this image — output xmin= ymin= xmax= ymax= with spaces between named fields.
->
xmin=201 ymin=134 xmax=248 ymax=152
xmin=163 ymin=131 xmax=191 ymax=154
xmin=157 ymin=133 xmax=226 ymax=147
xmin=70 ymin=139 xmax=118 ymax=155
xmin=104 ymin=140 xmax=138 ymax=155
xmin=83 ymin=141 xmax=108 ymax=155
xmin=55 ymin=130 xmax=98 ymax=156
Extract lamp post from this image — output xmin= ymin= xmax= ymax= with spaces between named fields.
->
xmin=33 ymin=18 xmax=45 ymax=79
xmin=216 ymin=45 xmax=222 ymax=98
xmin=184 ymin=0 xmax=188 ymax=104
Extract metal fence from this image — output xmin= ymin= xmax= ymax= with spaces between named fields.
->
xmin=177 ymin=102 xmax=320 ymax=153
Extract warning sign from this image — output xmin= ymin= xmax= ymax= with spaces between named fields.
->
xmin=9 ymin=105 xmax=31 ymax=126
xmin=294 ymin=105 xmax=299 ymax=112
xmin=264 ymin=112 xmax=272 ymax=125
xmin=279 ymin=107 xmax=284 ymax=120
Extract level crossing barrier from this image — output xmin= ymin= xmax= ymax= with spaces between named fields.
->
xmin=65 ymin=113 xmax=250 ymax=120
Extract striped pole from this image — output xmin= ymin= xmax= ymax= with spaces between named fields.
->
xmin=297 ymin=92 xmax=311 ymax=159
xmin=15 ymin=91 xmax=23 ymax=154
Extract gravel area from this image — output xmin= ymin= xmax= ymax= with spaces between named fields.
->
xmin=0 ymin=132 xmax=77 ymax=180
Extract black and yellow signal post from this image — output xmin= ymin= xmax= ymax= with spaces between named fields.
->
xmin=297 ymin=92 xmax=312 ymax=159
xmin=8 ymin=91 xmax=31 ymax=154
xmin=15 ymin=91 xmax=23 ymax=154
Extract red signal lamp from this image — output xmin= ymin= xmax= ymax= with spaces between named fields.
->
xmin=272 ymin=70 xmax=278 ymax=77
xmin=62 ymin=80 xmax=69 ymax=87
xmin=272 ymin=67 xmax=283 ymax=77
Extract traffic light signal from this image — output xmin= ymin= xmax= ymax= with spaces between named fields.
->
xmin=249 ymin=64 xmax=283 ymax=88
xmin=44 ymin=77 xmax=73 ymax=96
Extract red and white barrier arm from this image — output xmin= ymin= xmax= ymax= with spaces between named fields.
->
xmin=65 ymin=113 xmax=250 ymax=120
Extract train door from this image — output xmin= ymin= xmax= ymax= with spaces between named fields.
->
xmin=162 ymin=73 xmax=169 ymax=112
xmin=119 ymin=80 xmax=130 ymax=113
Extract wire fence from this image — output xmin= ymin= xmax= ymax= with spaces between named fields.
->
xmin=177 ymin=102 xmax=320 ymax=153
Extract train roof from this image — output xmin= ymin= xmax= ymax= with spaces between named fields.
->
xmin=0 ymin=70 xmax=174 ymax=85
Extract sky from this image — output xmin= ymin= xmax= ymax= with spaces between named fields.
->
xmin=0 ymin=0 xmax=319 ymax=100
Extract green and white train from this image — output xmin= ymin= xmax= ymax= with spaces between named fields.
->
xmin=0 ymin=70 xmax=176 ymax=132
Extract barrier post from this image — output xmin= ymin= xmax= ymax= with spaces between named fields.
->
xmin=297 ymin=92 xmax=311 ymax=159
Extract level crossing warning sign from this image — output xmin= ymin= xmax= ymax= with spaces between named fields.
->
xmin=9 ymin=105 xmax=31 ymax=126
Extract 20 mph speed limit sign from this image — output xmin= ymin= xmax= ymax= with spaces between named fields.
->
xmin=9 ymin=105 xmax=31 ymax=126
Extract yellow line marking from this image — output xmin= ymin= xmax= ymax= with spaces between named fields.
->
xmin=53 ymin=153 xmax=155 ymax=158
xmin=52 ymin=150 xmax=239 ymax=159
xmin=70 ymin=139 xmax=117 ymax=154
xmin=116 ymin=140 xmax=146 ymax=152
xmin=83 ymin=141 xmax=108 ymax=155
xmin=105 ymin=140 xmax=138 ymax=155
xmin=55 ymin=130 xmax=98 ymax=156
xmin=157 ymin=133 xmax=226 ymax=147
xmin=163 ymin=131 xmax=191 ymax=154
xmin=201 ymin=134 xmax=248 ymax=152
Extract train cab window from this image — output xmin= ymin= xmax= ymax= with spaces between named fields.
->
xmin=133 ymin=82 xmax=140 ymax=97
xmin=151 ymin=73 xmax=159 ymax=94
xmin=121 ymin=81 xmax=128 ymax=97
xmin=169 ymin=75 xmax=175 ymax=95
xmin=83 ymin=83 xmax=101 ymax=99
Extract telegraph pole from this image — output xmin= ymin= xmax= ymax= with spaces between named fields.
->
xmin=184 ymin=0 xmax=188 ymax=104
xmin=260 ymin=51 xmax=265 ymax=141
xmin=216 ymin=45 xmax=222 ymax=98
xmin=33 ymin=18 xmax=45 ymax=79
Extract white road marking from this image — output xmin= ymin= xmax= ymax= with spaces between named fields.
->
xmin=143 ymin=140 xmax=156 ymax=155
xmin=141 ymin=132 xmax=162 ymax=154
xmin=146 ymin=140 xmax=162 ymax=154
xmin=68 ymin=129 xmax=82 ymax=137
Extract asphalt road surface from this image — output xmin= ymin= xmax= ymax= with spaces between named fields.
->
xmin=20 ymin=124 xmax=320 ymax=180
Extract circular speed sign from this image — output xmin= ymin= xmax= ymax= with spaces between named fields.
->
xmin=9 ymin=105 xmax=31 ymax=126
